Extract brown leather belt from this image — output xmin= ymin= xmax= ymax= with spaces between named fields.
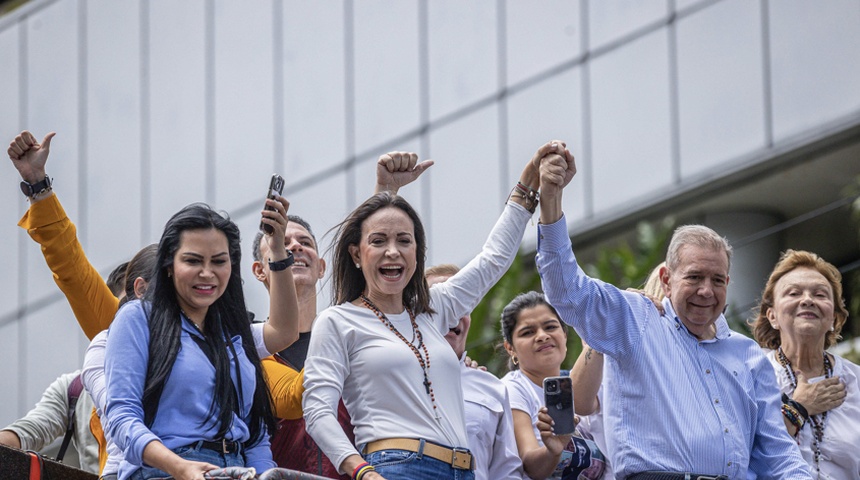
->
xmin=364 ymin=438 xmax=474 ymax=471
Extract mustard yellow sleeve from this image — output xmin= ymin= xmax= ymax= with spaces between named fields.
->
xmin=262 ymin=356 xmax=305 ymax=420
xmin=17 ymin=194 xmax=119 ymax=340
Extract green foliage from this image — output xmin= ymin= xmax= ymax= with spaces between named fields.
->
xmin=467 ymin=218 xmax=674 ymax=378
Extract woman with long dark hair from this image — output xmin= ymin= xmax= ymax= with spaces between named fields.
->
xmin=104 ymin=197 xmax=297 ymax=480
xmin=303 ymin=142 xmax=571 ymax=480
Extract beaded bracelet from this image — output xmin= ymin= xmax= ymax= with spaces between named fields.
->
xmin=509 ymin=182 xmax=540 ymax=213
xmin=782 ymin=392 xmax=810 ymax=422
xmin=781 ymin=403 xmax=805 ymax=432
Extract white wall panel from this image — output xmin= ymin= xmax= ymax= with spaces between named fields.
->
xmin=590 ymin=29 xmax=672 ymax=214
xmin=85 ymin=0 xmax=141 ymax=268
xmin=282 ymin=1 xmax=347 ymax=179
xmin=149 ymin=0 xmax=207 ymax=231
xmin=428 ymin=106 xmax=501 ymax=269
xmin=428 ymin=0 xmax=497 ymax=120
xmin=0 ymin=26 xmax=22 ymax=318
xmin=508 ymin=68 xmax=587 ymax=239
xmin=0 ymin=321 xmax=21 ymax=423
xmin=353 ymin=0 xmax=420 ymax=153
xmin=506 ymin=0 xmax=581 ymax=86
xmin=23 ymin=302 xmax=84 ymax=421
xmin=589 ymin=0 xmax=668 ymax=50
xmin=25 ymin=0 xmax=82 ymax=316
xmin=770 ymin=0 xmax=860 ymax=140
xmin=677 ymin=0 xmax=765 ymax=177
xmin=213 ymin=0 xmax=275 ymax=209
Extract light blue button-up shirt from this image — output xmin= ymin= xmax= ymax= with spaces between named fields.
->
xmin=536 ymin=215 xmax=811 ymax=479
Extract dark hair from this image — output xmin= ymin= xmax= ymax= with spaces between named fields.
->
xmin=119 ymin=244 xmax=158 ymax=306
xmin=252 ymin=214 xmax=317 ymax=262
xmin=106 ymin=262 xmax=129 ymax=298
xmin=752 ymin=249 xmax=848 ymax=350
xmin=500 ymin=291 xmax=567 ymax=370
xmin=330 ymin=192 xmax=433 ymax=315
xmin=142 ymin=203 xmax=274 ymax=446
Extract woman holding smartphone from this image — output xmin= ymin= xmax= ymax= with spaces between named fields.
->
xmin=500 ymin=292 xmax=606 ymax=480
xmin=104 ymin=197 xmax=296 ymax=480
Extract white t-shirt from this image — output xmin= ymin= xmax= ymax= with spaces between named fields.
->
xmin=303 ymin=202 xmax=531 ymax=471
xmin=767 ymin=350 xmax=860 ymax=480
xmin=460 ymin=354 xmax=523 ymax=480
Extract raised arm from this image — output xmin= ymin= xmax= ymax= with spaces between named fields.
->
xmin=9 ymin=130 xmax=117 ymax=339
xmin=373 ymin=151 xmax=433 ymax=195
xmin=258 ymin=195 xmax=300 ymax=354
xmin=569 ymin=339 xmax=603 ymax=416
xmin=429 ymin=141 xmax=566 ymax=326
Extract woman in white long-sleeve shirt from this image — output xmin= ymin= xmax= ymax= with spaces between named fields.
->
xmin=303 ymin=143 xmax=572 ymax=480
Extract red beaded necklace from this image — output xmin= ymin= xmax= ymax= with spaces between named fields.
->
xmin=360 ymin=295 xmax=438 ymax=415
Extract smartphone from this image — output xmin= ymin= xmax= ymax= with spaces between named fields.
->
xmin=260 ymin=174 xmax=285 ymax=235
xmin=544 ymin=375 xmax=576 ymax=435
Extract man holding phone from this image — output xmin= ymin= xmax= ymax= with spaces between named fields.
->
xmin=533 ymin=149 xmax=811 ymax=479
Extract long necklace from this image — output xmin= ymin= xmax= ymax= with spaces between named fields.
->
xmin=777 ymin=346 xmax=832 ymax=477
xmin=360 ymin=295 xmax=439 ymax=416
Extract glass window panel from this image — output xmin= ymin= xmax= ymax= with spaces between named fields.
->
xmin=86 ymin=0 xmax=142 ymax=267
xmin=677 ymin=0 xmax=766 ymax=178
xmin=507 ymin=68 xmax=587 ymax=241
xmin=213 ymin=0 xmax=275 ymax=209
xmin=428 ymin=106 xmax=501 ymax=268
xmin=428 ymin=0 xmax=497 ymax=119
xmin=0 ymin=321 xmax=21 ymax=422
xmin=26 ymin=0 xmax=80 ymax=217
xmin=149 ymin=0 xmax=207 ymax=234
xmin=506 ymin=0 xmax=581 ymax=86
xmin=24 ymin=302 xmax=85 ymax=415
xmin=282 ymin=1 xmax=347 ymax=179
xmin=770 ymin=0 xmax=860 ymax=140
xmin=0 ymin=26 xmax=21 ymax=317
xmin=590 ymin=29 xmax=673 ymax=214
xmin=588 ymin=0 xmax=668 ymax=50
xmin=353 ymin=0 xmax=420 ymax=153
xmin=25 ymin=0 xmax=83 ymax=303
xmin=675 ymin=0 xmax=711 ymax=12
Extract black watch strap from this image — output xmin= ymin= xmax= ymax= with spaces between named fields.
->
xmin=20 ymin=175 xmax=52 ymax=198
xmin=268 ymin=250 xmax=295 ymax=271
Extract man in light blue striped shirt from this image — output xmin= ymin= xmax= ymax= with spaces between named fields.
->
xmin=533 ymin=151 xmax=811 ymax=479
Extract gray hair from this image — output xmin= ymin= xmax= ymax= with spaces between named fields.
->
xmin=665 ymin=225 xmax=732 ymax=272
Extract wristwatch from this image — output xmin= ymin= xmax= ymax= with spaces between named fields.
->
xmin=20 ymin=175 xmax=52 ymax=198
xmin=268 ymin=250 xmax=295 ymax=271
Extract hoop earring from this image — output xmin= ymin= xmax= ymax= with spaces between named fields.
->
xmin=511 ymin=355 xmax=519 ymax=366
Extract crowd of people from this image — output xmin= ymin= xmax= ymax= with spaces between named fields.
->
xmin=1 ymin=129 xmax=858 ymax=480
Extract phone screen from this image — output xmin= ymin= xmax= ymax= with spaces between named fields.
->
xmin=544 ymin=375 xmax=576 ymax=435
xmin=260 ymin=174 xmax=285 ymax=234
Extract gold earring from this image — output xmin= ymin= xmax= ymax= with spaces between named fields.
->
xmin=511 ymin=355 xmax=519 ymax=366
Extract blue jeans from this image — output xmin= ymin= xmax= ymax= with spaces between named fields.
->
xmin=128 ymin=441 xmax=244 ymax=480
xmin=363 ymin=442 xmax=475 ymax=480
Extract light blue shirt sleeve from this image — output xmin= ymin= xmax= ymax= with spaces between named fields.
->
xmin=103 ymin=301 xmax=161 ymax=467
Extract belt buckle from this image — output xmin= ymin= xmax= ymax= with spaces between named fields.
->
xmin=451 ymin=447 xmax=471 ymax=470
xmin=220 ymin=438 xmax=230 ymax=454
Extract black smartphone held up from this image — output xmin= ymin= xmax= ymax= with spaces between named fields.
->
xmin=544 ymin=375 xmax=576 ymax=436
xmin=260 ymin=174 xmax=285 ymax=235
